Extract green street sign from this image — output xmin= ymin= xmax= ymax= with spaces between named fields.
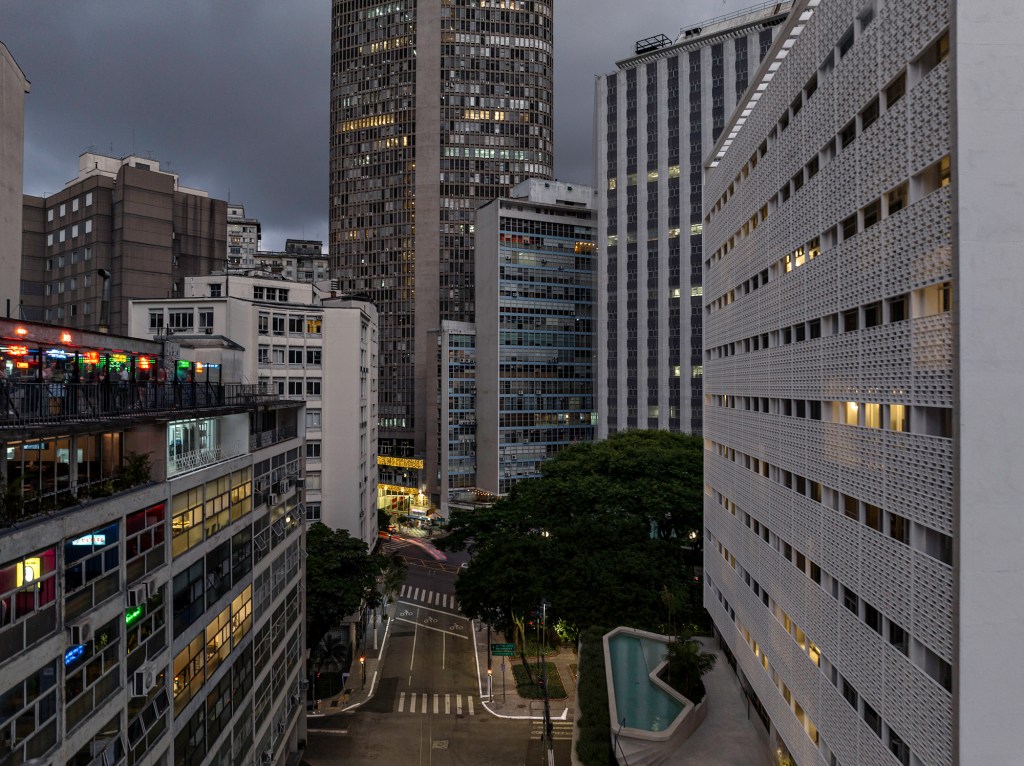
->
xmin=491 ymin=643 xmax=515 ymax=656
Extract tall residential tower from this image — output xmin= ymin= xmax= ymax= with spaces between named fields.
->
xmin=329 ymin=0 xmax=554 ymax=493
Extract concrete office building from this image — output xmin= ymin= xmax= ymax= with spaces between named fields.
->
xmin=471 ymin=179 xmax=596 ymax=497
xmin=248 ymin=240 xmax=329 ymax=284
xmin=0 ymin=319 xmax=306 ymax=766
xmin=129 ymin=274 xmax=379 ymax=548
xmin=594 ymin=2 xmax=790 ymax=437
xmin=21 ymin=152 xmax=227 ymax=335
xmin=701 ymin=1 xmax=1023 ymax=764
xmin=0 ymin=42 xmax=29 ymax=321
xmin=226 ymin=204 xmax=262 ymax=266
xmin=428 ymin=321 xmax=476 ymax=518
xmin=329 ymin=0 xmax=554 ymax=490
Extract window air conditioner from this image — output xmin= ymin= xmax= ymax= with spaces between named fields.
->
xmin=68 ymin=617 xmax=94 ymax=645
xmin=132 ymin=669 xmax=157 ymax=697
xmin=268 ymin=493 xmax=278 ymax=506
xmin=127 ymin=582 xmax=150 ymax=608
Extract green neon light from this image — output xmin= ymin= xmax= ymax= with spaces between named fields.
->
xmin=125 ymin=605 xmax=145 ymax=628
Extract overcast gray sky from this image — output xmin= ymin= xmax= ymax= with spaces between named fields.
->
xmin=3 ymin=0 xmax=749 ymax=250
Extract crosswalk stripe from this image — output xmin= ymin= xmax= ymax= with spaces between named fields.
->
xmin=422 ymin=694 xmax=427 ymax=714
xmin=445 ymin=694 xmax=451 ymax=715
xmin=468 ymin=697 xmax=474 ymax=715
xmin=400 ymin=585 xmax=408 ymax=598
xmin=433 ymin=694 xmax=439 ymax=714
xmin=410 ymin=692 xmax=416 ymax=711
xmin=413 ymin=587 xmax=421 ymax=600
xmin=398 ymin=692 xmax=406 ymax=712
xmin=456 ymin=696 xmax=463 ymax=715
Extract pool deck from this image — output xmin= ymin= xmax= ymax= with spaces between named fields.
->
xmin=661 ymin=638 xmax=772 ymax=766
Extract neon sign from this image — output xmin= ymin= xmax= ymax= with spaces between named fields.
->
xmin=15 ymin=327 xmax=28 ymax=336
xmin=125 ymin=605 xmax=146 ymax=628
xmin=83 ymin=351 xmax=99 ymax=365
xmin=46 ymin=349 xmax=68 ymax=359
xmin=64 ymin=644 xmax=86 ymax=666
xmin=60 ymin=332 xmax=73 ymax=344
xmin=70 ymin=534 xmax=107 ymax=546
xmin=112 ymin=354 xmax=128 ymax=364
xmin=8 ymin=345 xmax=28 ymax=356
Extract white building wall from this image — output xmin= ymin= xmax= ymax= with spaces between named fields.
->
xmin=703 ymin=1 xmax=960 ymax=765
xmin=953 ymin=2 xmax=1024 ymax=763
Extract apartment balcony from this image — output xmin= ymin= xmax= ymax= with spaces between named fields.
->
xmin=0 ymin=381 xmax=278 ymax=437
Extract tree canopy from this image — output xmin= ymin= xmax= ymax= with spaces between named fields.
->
xmin=437 ymin=431 xmax=704 ymax=641
xmin=305 ymin=522 xmax=387 ymax=654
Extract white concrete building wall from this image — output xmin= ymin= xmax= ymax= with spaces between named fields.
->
xmin=0 ymin=42 xmax=29 ymax=321
xmin=703 ymin=1 xmax=961 ymax=765
xmin=952 ymin=2 xmax=1024 ymax=763
xmin=129 ymin=275 xmax=378 ymax=548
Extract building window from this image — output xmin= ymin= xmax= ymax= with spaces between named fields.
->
xmin=59 ymin=203 xmax=66 ymax=217
xmin=306 ymin=473 xmax=322 ymax=491
xmin=258 ymin=314 xmax=269 ymax=335
xmin=306 ymin=380 xmax=321 ymax=397
xmin=306 ymin=410 xmax=321 ymax=429
xmin=272 ymin=316 xmax=285 ymax=335
xmin=209 ymin=283 xmax=222 ymax=297
xmin=85 ymin=192 xmax=93 ymax=206
xmin=305 ymin=503 xmax=322 ymax=522
xmin=198 ymin=310 xmax=214 ymax=330
xmin=84 ymin=220 xmax=92 ymax=234
xmin=47 ymin=208 xmax=54 ymax=222
xmin=287 ymin=381 xmax=303 ymax=396
xmin=253 ymin=287 xmax=264 ymax=300
xmin=257 ymin=347 xmax=269 ymax=365
xmin=306 ymin=349 xmax=322 ymax=366
xmin=306 ymin=441 xmax=321 ymax=459
xmin=168 ymin=311 xmax=194 ymax=330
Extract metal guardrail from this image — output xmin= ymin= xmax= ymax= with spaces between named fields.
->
xmin=0 ymin=381 xmax=277 ymax=429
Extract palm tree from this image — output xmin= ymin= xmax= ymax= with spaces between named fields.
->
xmin=663 ymin=630 xmax=716 ymax=702
xmin=314 ymin=633 xmax=350 ymax=697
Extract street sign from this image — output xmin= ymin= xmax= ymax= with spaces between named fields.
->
xmin=491 ymin=643 xmax=515 ymax=656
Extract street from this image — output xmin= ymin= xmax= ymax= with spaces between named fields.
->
xmin=302 ymin=533 xmax=564 ymax=766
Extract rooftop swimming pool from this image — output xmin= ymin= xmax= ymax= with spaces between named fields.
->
xmin=606 ymin=631 xmax=684 ymax=732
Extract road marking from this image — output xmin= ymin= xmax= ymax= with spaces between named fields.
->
xmin=398 ymin=692 xmax=406 ymax=712
xmin=433 ymin=694 xmax=439 ymax=714
xmin=421 ymin=694 xmax=427 ymax=714
xmin=400 ymin=585 xmax=408 ymax=598
xmin=468 ymin=696 xmax=474 ymax=715
xmin=410 ymin=692 xmax=416 ymax=711
xmin=413 ymin=587 xmax=421 ymax=600
xmin=394 ymin=616 xmax=469 ymax=639
xmin=445 ymin=694 xmax=451 ymax=715
xmin=456 ymin=695 xmax=463 ymax=715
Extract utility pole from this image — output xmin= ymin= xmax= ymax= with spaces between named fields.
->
xmin=541 ymin=600 xmax=553 ymax=766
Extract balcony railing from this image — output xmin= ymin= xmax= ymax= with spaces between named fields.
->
xmin=249 ymin=427 xmax=299 ymax=451
xmin=0 ymin=381 xmax=277 ymax=430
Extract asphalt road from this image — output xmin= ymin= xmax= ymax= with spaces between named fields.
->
xmin=303 ymin=534 xmax=544 ymax=766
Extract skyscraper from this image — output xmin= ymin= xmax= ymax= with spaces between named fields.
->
xmin=594 ymin=4 xmax=789 ymax=437
xmin=329 ymin=1 xmax=554 ymax=491
xmin=702 ymin=0 xmax=1024 ymax=763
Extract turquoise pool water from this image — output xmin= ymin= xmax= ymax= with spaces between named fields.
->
xmin=607 ymin=632 xmax=685 ymax=732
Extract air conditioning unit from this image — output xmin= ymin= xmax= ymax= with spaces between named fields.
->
xmin=268 ymin=493 xmax=278 ymax=506
xmin=132 ymin=669 xmax=157 ymax=697
xmin=127 ymin=582 xmax=150 ymax=608
xmin=255 ymin=478 xmax=267 ymax=493
xmin=278 ymin=479 xmax=290 ymax=494
xmin=261 ymin=748 xmax=273 ymax=765
xmin=68 ymin=617 xmax=93 ymax=645
xmin=205 ymin=328 xmax=213 ymax=335
xmin=293 ymin=477 xmax=305 ymax=489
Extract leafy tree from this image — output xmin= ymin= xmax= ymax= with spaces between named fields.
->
xmin=305 ymin=522 xmax=386 ymax=655
xmin=438 ymin=431 xmax=704 ymax=640
xmin=662 ymin=629 xmax=717 ymax=702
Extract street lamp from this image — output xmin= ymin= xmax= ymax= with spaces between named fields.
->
xmin=359 ymin=654 xmax=366 ymax=689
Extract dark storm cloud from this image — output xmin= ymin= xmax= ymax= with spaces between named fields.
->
xmin=4 ymin=0 xmax=748 ymax=248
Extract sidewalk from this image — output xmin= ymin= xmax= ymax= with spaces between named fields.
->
xmin=307 ymin=598 xmax=398 ymax=718
xmin=472 ymin=624 xmax=578 ymax=723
